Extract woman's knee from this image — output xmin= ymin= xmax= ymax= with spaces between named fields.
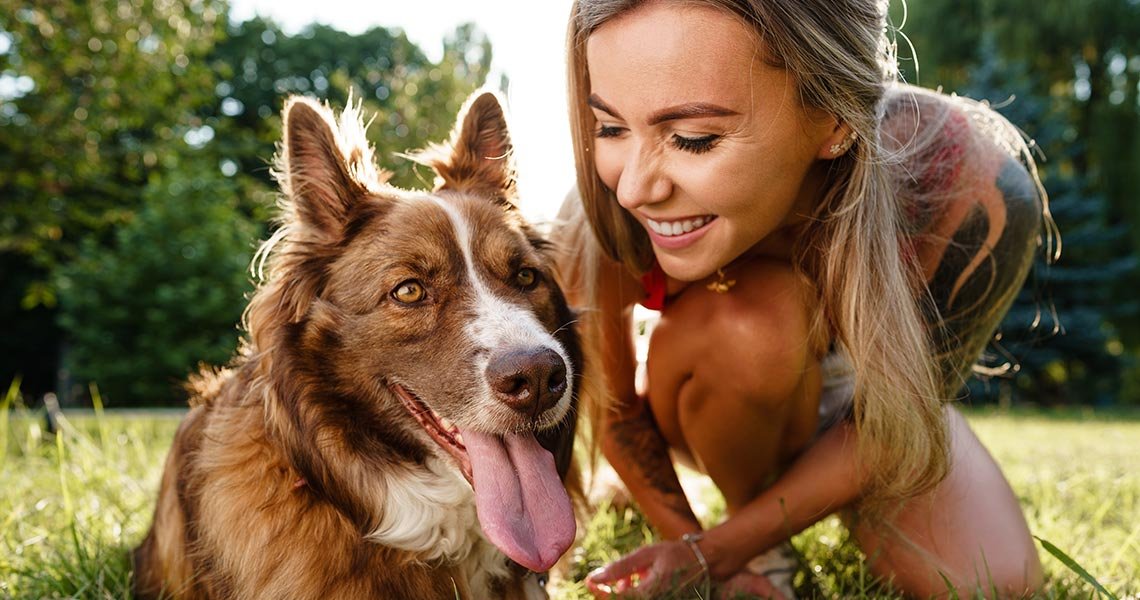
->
xmin=855 ymin=409 xmax=1043 ymax=598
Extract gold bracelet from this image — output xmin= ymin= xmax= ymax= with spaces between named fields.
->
xmin=681 ymin=531 xmax=711 ymax=597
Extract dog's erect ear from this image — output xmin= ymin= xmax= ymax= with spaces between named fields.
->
xmin=278 ymin=97 xmax=365 ymax=238
xmin=414 ymin=91 xmax=517 ymax=201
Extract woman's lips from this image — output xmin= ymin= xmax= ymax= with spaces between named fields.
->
xmin=643 ymin=214 xmax=717 ymax=250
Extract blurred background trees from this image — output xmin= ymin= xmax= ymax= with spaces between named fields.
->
xmin=0 ymin=0 xmax=491 ymax=406
xmin=0 ymin=0 xmax=1137 ymax=407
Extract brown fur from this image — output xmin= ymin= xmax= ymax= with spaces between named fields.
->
xmin=132 ymin=93 xmax=582 ymax=599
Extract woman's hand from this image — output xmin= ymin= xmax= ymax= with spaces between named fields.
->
xmin=585 ymin=540 xmax=708 ymax=598
xmin=584 ymin=539 xmax=789 ymax=599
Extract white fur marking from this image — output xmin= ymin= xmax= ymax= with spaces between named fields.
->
xmin=367 ymin=458 xmax=510 ymax=595
xmin=425 ymin=195 xmax=575 ymax=431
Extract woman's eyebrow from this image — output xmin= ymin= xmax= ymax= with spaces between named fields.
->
xmin=648 ymin=103 xmax=739 ymax=125
xmin=587 ymin=94 xmax=739 ymax=125
xmin=587 ymin=94 xmax=622 ymax=119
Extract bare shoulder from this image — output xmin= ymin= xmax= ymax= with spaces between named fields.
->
xmin=882 ymin=83 xmax=1043 ymax=188
xmin=881 ymin=86 xmax=1047 ymax=383
xmin=882 ymin=84 xmax=1035 ymax=158
xmin=665 ymin=256 xmax=823 ymax=377
xmin=882 ymin=85 xmax=1044 ymax=239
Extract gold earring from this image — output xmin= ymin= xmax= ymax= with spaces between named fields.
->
xmin=706 ymin=267 xmax=736 ymax=294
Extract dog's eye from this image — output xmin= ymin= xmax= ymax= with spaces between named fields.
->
xmin=392 ymin=280 xmax=427 ymax=304
xmin=514 ymin=268 xmax=539 ymax=290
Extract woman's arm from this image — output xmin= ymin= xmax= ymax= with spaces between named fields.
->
xmin=594 ymin=259 xmax=704 ymax=539
xmin=551 ymin=188 xmax=703 ymax=538
xmin=697 ymin=420 xmax=863 ymax=579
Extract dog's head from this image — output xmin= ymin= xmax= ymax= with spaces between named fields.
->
xmin=249 ymin=92 xmax=578 ymax=571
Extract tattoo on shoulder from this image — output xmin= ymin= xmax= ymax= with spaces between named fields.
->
xmin=924 ymin=156 xmax=1042 ymax=381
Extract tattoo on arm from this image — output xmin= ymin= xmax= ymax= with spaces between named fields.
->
xmin=924 ymin=156 xmax=1042 ymax=388
xmin=607 ymin=400 xmax=696 ymax=520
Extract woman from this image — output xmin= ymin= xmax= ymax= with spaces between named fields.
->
xmin=553 ymin=0 xmax=1050 ymax=597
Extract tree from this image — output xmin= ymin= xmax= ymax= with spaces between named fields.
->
xmin=56 ymin=159 xmax=256 ymax=406
xmin=0 ymin=0 xmax=226 ymax=399
xmin=203 ymin=18 xmax=494 ymax=192
xmin=1 ymin=2 xmax=494 ymax=405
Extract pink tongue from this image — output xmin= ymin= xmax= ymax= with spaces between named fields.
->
xmin=461 ymin=429 xmax=575 ymax=572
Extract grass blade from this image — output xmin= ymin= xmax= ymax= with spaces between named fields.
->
xmin=937 ymin=571 xmax=960 ymax=600
xmin=1035 ymin=536 xmax=1119 ymax=600
xmin=90 ymin=382 xmax=109 ymax=450
xmin=1 ymin=375 xmax=20 ymax=462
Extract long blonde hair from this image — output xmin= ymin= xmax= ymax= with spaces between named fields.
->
xmin=565 ymin=0 xmax=951 ymax=510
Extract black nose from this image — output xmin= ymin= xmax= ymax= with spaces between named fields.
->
xmin=485 ymin=347 xmax=568 ymax=417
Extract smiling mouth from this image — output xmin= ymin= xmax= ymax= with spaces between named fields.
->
xmin=389 ymin=383 xmax=472 ymax=484
xmin=646 ymin=215 xmax=716 ymax=237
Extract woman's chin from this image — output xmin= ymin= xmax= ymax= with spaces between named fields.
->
xmin=652 ymin=254 xmax=719 ymax=283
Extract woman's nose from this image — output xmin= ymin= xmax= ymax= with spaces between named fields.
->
xmin=615 ymin=148 xmax=671 ymax=210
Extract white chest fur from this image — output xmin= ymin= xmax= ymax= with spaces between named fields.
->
xmin=366 ymin=458 xmax=514 ymax=596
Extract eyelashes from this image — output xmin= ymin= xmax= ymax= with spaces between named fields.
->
xmin=595 ymin=125 xmax=623 ymax=139
xmin=593 ymin=125 xmax=721 ymax=155
xmin=670 ymin=133 xmax=719 ymax=154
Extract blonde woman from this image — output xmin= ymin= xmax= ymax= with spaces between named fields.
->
xmin=554 ymin=0 xmax=1049 ymax=597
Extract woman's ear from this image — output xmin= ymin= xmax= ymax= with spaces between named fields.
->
xmin=817 ymin=121 xmax=857 ymax=159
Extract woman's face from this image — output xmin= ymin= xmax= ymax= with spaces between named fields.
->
xmin=586 ymin=2 xmax=841 ymax=281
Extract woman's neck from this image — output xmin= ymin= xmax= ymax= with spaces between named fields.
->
xmin=743 ymin=159 xmax=831 ymax=262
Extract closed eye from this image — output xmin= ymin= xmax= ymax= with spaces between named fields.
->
xmin=671 ymin=133 xmax=720 ymax=154
xmin=595 ymin=125 xmax=625 ymax=139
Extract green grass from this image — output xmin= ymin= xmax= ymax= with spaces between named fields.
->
xmin=1 ymin=399 xmax=1136 ymax=598
xmin=555 ymin=407 xmax=1140 ymax=599
xmin=0 ymin=393 xmax=181 ymax=599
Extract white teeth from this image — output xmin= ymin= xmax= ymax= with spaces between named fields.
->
xmin=647 ymin=215 xmax=713 ymax=237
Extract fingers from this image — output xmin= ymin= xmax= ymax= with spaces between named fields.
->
xmin=586 ymin=565 xmax=651 ymax=597
xmin=587 ymin=545 xmax=656 ymax=582
xmin=586 ymin=547 xmax=657 ymax=598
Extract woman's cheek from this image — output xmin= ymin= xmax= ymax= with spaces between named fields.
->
xmin=594 ymin=146 xmax=622 ymax=191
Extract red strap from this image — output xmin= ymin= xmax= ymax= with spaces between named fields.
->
xmin=639 ymin=261 xmax=667 ymax=310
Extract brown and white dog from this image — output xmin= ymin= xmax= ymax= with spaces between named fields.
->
xmin=132 ymin=91 xmax=581 ymax=599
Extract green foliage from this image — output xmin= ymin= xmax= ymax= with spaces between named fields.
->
xmin=0 ymin=0 xmax=227 ymax=401
xmin=0 ymin=2 xmax=491 ymax=404
xmin=1 ymin=408 xmax=1137 ymax=597
xmin=55 ymin=163 xmax=256 ymax=406
xmin=205 ymin=18 xmax=494 ymax=191
xmin=1036 ymin=537 xmax=1119 ymax=600
xmin=1 ymin=408 xmax=181 ymax=598
xmin=0 ymin=0 xmax=226 ymax=281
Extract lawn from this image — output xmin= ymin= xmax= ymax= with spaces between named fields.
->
xmin=1 ymin=389 xmax=1137 ymax=598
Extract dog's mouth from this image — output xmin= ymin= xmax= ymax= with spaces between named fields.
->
xmin=390 ymin=383 xmax=474 ymax=484
xmin=388 ymin=381 xmax=575 ymax=572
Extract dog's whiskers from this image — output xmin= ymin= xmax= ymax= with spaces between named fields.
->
xmin=552 ymin=319 xmax=580 ymax=337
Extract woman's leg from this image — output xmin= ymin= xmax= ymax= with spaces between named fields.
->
xmin=850 ymin=406 xmax=1043 ymax=597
